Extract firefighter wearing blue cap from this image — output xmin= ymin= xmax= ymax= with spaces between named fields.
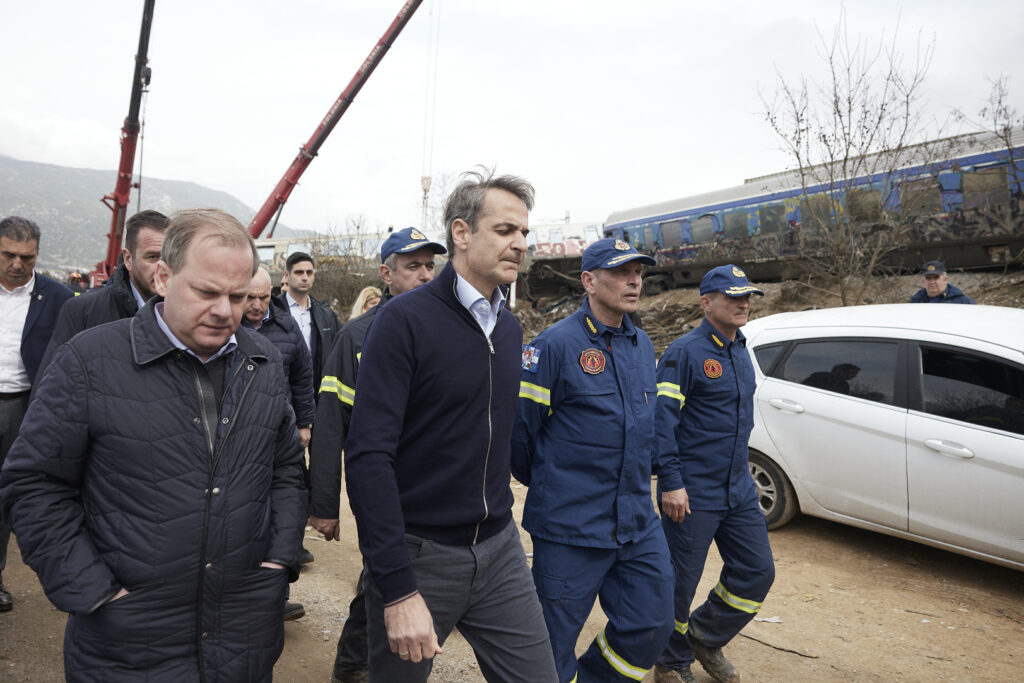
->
xmin=513 ymin=238 xmax=674 ymax=682
xmin=653 ymin=264 xmax=775 ymax=683
xmin=910 ymin=261 xmax=976 ymax=304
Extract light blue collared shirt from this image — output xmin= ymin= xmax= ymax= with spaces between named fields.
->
xmin=455 ymin=272 xmax=506 ymax=338
xmin=285 ymin=292 xmax=312 ymax=350
xmin=155 ymin=302 xmax=237 ymax=364
xmin=129 ymin=280 xmax=147 ymax=310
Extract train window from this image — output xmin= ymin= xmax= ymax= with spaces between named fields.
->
xmin=660 ymin=221 xmax=683 ymax=248
xmin=800 ymin=195 xmax=833 ymax=232
xmin=900 ymin=178 xmax=941 ymax=216
xmin=723 ymin=210 xmax=749 ymax=239
xmin=691 ymin=215 xmax=715 ymax=243
xmin=963 ymin=168 xmax=1010 ymax=210
xmin=848 ymin=188 xmax=883 ymax=222
xmin=584 ymin=225 xmax=601 ymax=242
xmin=627 ymin=228 xmax=645 ymax=249
xmin=644 ymin=227 xmax=658 ymax=248
xmin=759 ymin=204 xmax=785 ymax=234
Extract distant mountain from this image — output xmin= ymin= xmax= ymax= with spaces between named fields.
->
xmin=0 ymin=155 xmax=307 ymax=273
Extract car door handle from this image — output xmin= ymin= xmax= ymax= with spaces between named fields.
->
xmin=923 ymin=439 xmax=975 ymax=459
xmin=768 ymin=398 xmax=804 ymax=413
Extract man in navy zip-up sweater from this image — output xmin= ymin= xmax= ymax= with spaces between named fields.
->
xmin=344 ymin=170 xmax=556 ymax=682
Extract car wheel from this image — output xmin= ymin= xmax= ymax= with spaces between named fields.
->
xmin=748 ymin=451 xmax=797 ymax=529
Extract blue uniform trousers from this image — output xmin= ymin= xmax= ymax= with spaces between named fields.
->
xmin=532 ymin=528 xmax=674 ymax=682
xmin=657 ymin=499 xmax=774 ymax=670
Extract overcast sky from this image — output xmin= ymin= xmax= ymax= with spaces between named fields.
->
xmin=2 ymin=1 xmax=1021 ymax=235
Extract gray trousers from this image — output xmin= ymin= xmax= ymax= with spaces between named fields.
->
xmin=0 ymin=393 xmax=30 ymax=578
xmin=364 ymin=519 xmax=557 ymax=682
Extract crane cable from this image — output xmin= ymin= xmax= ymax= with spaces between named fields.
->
xmin=135 ymin=81 xmax=150 ymax=213
xmin=420 ymin=0 xmax=442 ymax=229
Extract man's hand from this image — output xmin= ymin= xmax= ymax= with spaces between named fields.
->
xmin=298 ymin=427 xmax=311 ymax=448
xmin=106 ymin=587 xmax=130 ymax=604
xmin=384 ymin=593 xmax=443 ymax=663
xmin=661 ymin=487 xmax=691 ymax=523
xmin=309 ymin=515 xmax=340 ymax=542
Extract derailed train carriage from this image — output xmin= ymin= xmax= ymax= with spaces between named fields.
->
xmin=522 ymin=129 xmax=1024 ymax=300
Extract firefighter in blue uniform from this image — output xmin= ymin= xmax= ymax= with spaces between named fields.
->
xmin=513 ymin=238 xmax=674 ymax=683
xmin=653 ymin=265 xmax=775 ymax=683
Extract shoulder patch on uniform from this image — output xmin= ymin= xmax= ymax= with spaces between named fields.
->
xmin=703 ymin=358 xmax=723 ymax=378
xmin=661 ymin=359 xmax=677 ymax=368
xmin=580 ymin=348 xmax=606 ymax=374
xmin=522 ymin=344 xmax=541 ymax=373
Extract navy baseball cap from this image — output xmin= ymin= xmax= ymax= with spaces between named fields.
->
xmin=921 ymin=260 xmax=946 ymax=275
xmin=700 ymin=264 xmax=764 ymax=297
xmin=380 ymin=227 xmax=446 ymax=264
xmin=581 ymin=238 xmax=656 ymax=271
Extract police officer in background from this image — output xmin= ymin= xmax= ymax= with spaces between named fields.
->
xmin=910 ymin=260 xmax=975 ymax=304
xmin=653 ymin=265 xmax=775 ymax=683
xmin=512 ymin=238 xmax=674 ymax=682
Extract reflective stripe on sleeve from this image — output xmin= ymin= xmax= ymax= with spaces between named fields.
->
xmin=674 ymin=619 xmax=688 ymax=636
xmin=657 ymin=381 xmax=685 ymax=408
xmin=519 ymin=381 xmax=551 ymax=407
xmin=319 ymin=375 xmax=355 ymax=407
xmin=714 ymin=580 xmax=763 ymax=614
xmin=596 ymin=628 xmax=648 ymax=681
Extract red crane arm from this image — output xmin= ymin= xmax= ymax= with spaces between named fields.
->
xmin=94 ymin=0 xmax=156 ymax=287
xmin=248 ymin=0 xmax=423 ymax=238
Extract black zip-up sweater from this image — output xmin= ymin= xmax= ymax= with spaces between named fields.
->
xmin=344 ymin=262 xmax=521 ymax=603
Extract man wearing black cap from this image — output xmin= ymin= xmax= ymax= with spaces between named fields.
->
xmin=308 ymin=227 xmax=446 ymax=683
xmin=512 ymin=237 xmax=674 ymax=682
xmin=653 ymin=264 xmax=775 ymax=683
xmin=910 ymin=261 xmax=975 ymax=304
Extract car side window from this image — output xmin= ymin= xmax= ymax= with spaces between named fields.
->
xmin=752 ymin=343 xmax=785 ymax=375
xmin=920 ymin=346 xmax=1024 ymax=436
xmin=775 ymin=340 xmax=899 ymax=406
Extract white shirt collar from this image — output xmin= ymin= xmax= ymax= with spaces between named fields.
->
xmin=0 ymin=273 xmax=35 ymax=296
xmin=154 ymin=302 xmax=237 ymax=364
xmin=128 ymin=279 xmax=147 ymax=309
xmin=454 ymin=272 xmax=506 ymax=337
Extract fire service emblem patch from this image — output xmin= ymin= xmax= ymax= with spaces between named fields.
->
xmin=703 ymin=358 xmax=723 ymax=378
xmin=580 ymin=348 xmax=606 ymax=375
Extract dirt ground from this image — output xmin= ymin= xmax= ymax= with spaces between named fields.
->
xmin=2 ymin=478 xmax=1022 ymax=682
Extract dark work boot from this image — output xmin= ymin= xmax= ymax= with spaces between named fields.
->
xmin=688 ymin=635 xmax=740 ymax=683
xmin=654 ymin=664 xmax=696 ymax=682
xmin=0 ymin=583 xmax=11 ymax=612
xmin=283 ymin=601 xmax=306 ymax=621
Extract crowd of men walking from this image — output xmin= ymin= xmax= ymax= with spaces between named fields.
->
xmin=0 ymin=171 xmax=975 ymax=683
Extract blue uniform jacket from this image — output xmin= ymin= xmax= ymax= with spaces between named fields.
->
xmin=655 ymin=317 xmax=757 ymax=510
xmin=512 ymin=298 xmax=661 ymax=548
xmin=909 ymin=283 xmax=975 ymax=304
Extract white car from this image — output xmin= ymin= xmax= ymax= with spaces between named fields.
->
xmin=742 ymin=304 xmax=1024 ymax=570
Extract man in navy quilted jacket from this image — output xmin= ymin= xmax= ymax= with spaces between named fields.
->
xmin=0 ymin=209 xmax=307 ymax=682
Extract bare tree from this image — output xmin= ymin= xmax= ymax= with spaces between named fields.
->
xmin=761 ymin=8 xmax=952 ymax=305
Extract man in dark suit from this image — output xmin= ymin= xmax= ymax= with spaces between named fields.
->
xmin=0 ymin=216 xmax=73 ymax=611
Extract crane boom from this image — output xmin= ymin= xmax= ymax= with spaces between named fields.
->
xmin=94 ymin=0 xmax=156 ymax=287
xmin=248 ymin=0 xmax=423 ymax=238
